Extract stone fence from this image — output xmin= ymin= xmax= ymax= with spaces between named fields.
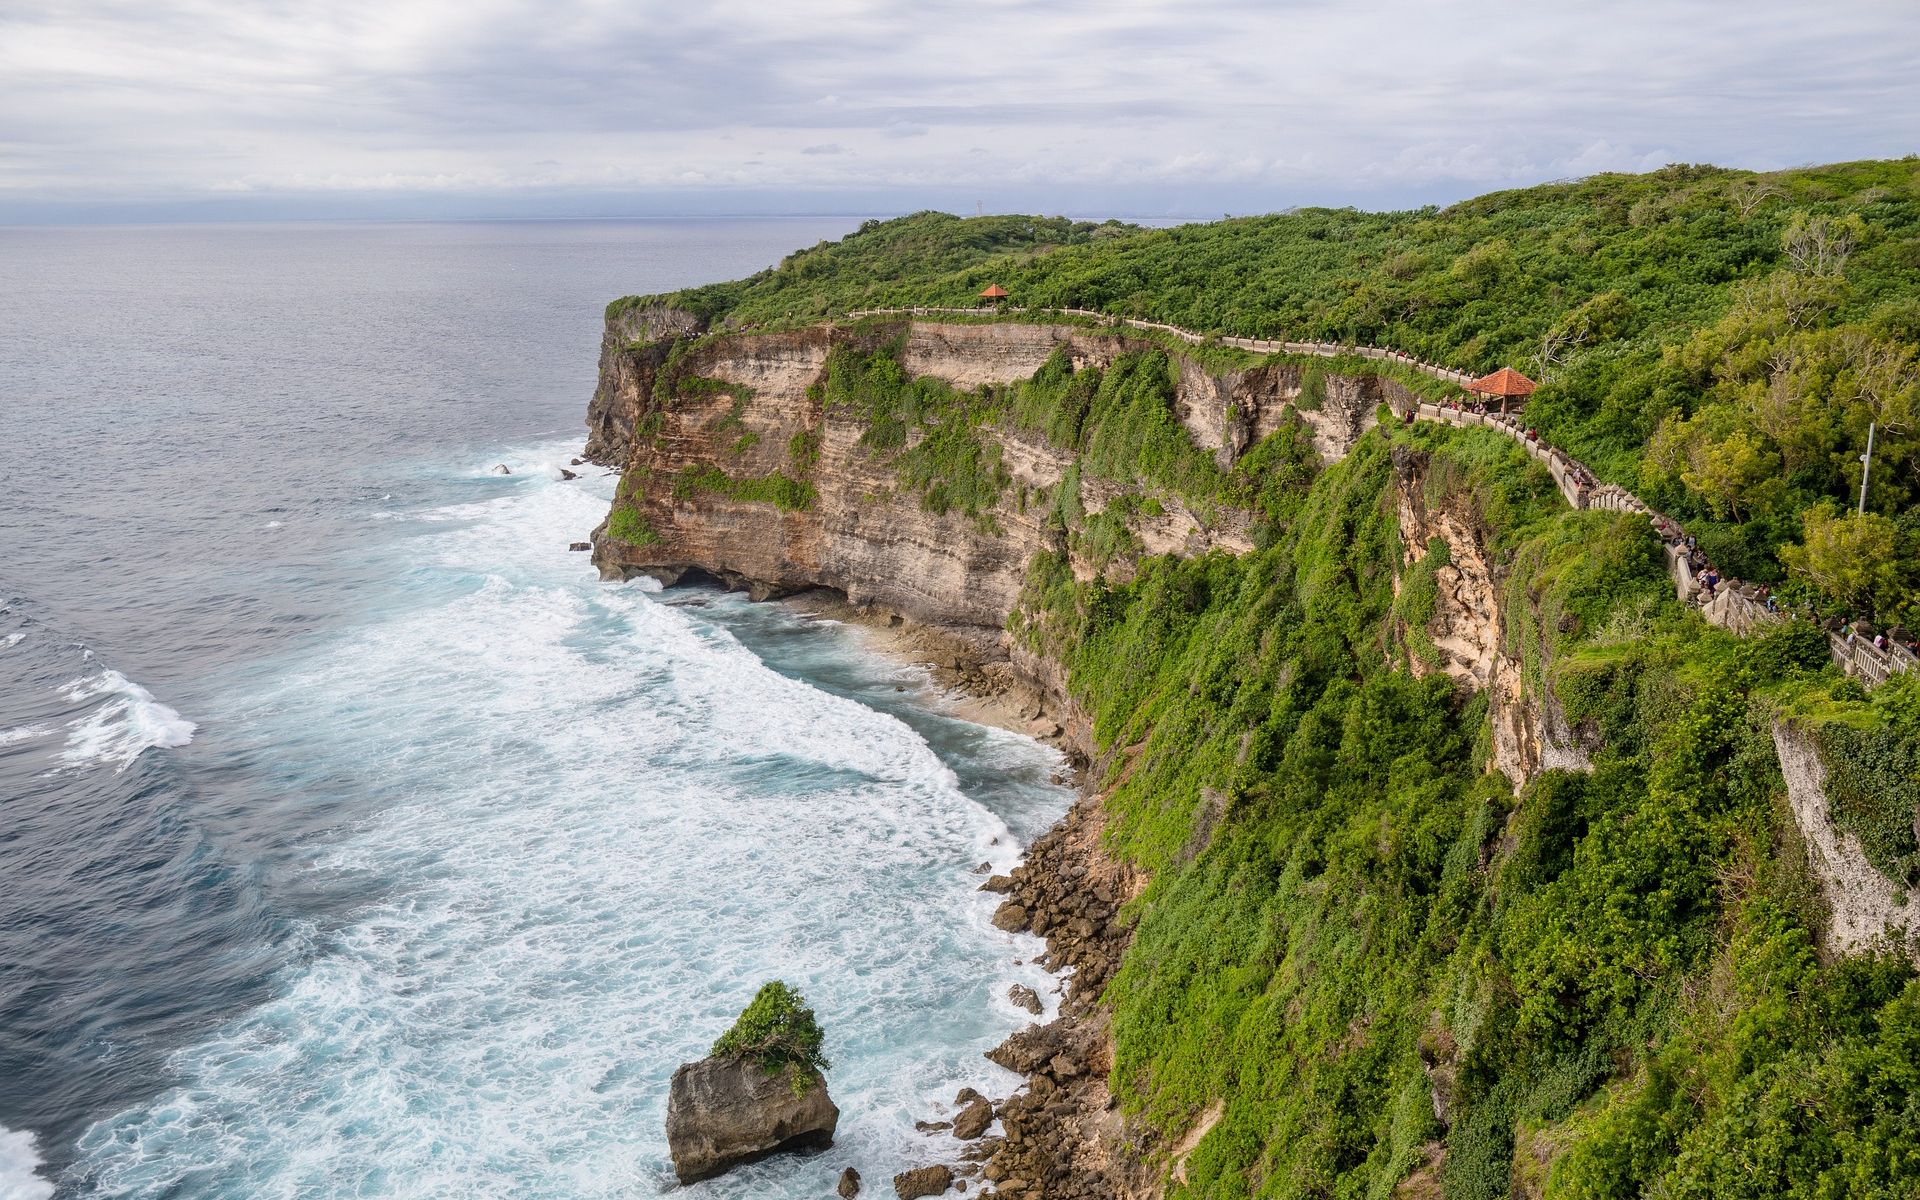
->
xmin=1830 ymin=633 xmax=1920 ymax=688
xmin=835 ymin=306 xmax=1911 ymax=688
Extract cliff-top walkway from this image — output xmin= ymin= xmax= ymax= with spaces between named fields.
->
xmin=836 ymin=305 xmax=1915 ymax=688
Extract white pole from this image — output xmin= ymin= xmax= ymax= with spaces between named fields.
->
xmin=1859 ymin=422 xmax=1876 ymax=515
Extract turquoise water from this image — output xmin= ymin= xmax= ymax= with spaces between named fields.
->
xmin=0 ymin=223 xmax=1069 ymax=1197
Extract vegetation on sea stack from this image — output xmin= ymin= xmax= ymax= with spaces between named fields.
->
xmin=712 ymin=981 xmax=831 ymax=1096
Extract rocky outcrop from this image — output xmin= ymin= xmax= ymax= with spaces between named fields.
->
xmin=893 ymin=1164 xmax=953 ymax=1199
xmin=1772 ymin=721 xmax=1917 ymax=957
xmin=953 ymin=1096 xmax=994 ymax=1140
xmin=584 ymin=317 xmax=1341 ymax=770
xmin=1388 ymin=446 xmax=1589 ymax=789
xmin=664 ymin=1057 xmax=839 ymax=1183
xmin=584 ymin=319 xmax=1411 ymax=634
xmin=584 ymin=302 xmax=706 ymax=465
xmin=970 ymin=786 xmax=1156 ymax=1200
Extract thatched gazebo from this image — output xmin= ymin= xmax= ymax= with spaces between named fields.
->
xmin=1467 ymin=367 xmax=1538 ymax=413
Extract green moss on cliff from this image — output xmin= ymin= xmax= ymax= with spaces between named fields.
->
xmin=671 ymin=464 xmax=817 ymax=511
xmin=605 ymin=505 xmax=663 ymax=548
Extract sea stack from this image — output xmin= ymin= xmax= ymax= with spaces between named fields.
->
xmin=666 ymin=981 xmax=838 ymax=1183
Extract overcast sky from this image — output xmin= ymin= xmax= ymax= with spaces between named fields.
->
xmin=4 ymin=0 xmax=1917 ymax=222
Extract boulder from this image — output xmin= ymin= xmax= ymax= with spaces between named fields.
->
xmin=491 ymin=464 xmax=511 ymax=475
xmin=1008 ymin=984 xmax=1042 ymax=1015
xmin=953 ymin=1097 xmax=994 ymax=1140
xmin=560 ymin=468 xmax=579 ymax=480
xmin=664 ymin=1056 xmax=838 ymax=1183
xmin=568 ymin=542 xmax=591 ymax=551
xmin=570 ymin=457 xmax=585 ymax=466
xmin=990 ymin=903 xmax=1028 ymax=931
xmin=894 ymin=1164 xmax=953 ymax=1198
xmin=839 ymin=1166 xmax=862 ymax=1198
xmin=986 ymin=1021 xmax=1066 ymax=1075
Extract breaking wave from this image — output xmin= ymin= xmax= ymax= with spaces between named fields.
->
xmin=65 ymin=442 xmax=1068 ymax=1198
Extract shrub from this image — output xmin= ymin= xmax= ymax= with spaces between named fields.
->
xmin=606 ymin=506 xmax=662 ymax=547
xmin=712 ymin=981 xmax=831 ymax=1095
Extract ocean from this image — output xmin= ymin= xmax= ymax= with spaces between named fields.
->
xmin=0 ymin=220 xmax=1071 ymax=1198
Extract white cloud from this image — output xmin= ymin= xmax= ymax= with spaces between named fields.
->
xmin=0 ymin=0 xmax=1915 ymax=215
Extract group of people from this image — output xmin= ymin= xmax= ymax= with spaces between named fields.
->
xmin=1653 ymin=522 xmax=1736 ymax=605
xmin=1838 ymin=620 xmax=1920 ymax=659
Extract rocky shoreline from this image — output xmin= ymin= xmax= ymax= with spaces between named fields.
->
xmin=775 ymin=591 xmax=1151 ymax=1200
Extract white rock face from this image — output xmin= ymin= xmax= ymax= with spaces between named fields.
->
xmin=1772 ymin=720 xmax=1916 ymax=957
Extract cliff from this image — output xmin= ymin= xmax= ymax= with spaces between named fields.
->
xmin=1388 ymin=445 xmax=1592 ymax=788
xmin=584 ymin=308 xmax=1920 ymax=1200
xmin=588 ymin=318 xmax=1394 ymax=627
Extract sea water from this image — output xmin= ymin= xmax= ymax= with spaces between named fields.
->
xmin=0 ymin=222 xmax=1071 ymax=1198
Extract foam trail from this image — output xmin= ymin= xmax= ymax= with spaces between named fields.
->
xmin=0 ymin=1125 xmax=54 ymax=1200
xmin=69 ymin=440 xmax=1068 ymax=1199
xmin=55 ymin=669 xmax=196 ymax=771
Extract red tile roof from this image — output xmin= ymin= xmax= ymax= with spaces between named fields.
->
xmin=979 ymin=284 xmax=1009 ymax=298
xmin=1468 ymin=367 xmax=1538 ymax=397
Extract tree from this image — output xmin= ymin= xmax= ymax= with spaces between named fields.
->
xmin=1780 ymin=504 xmax=1905 ymax=616
xmin=712 ymin=981 xmax=832 ymax=1095
xmin=1731 ymin=175 xmax=1783 ymax=218
xmin=1650 ymin=409 xmax=1782 ymax=522
xmin=1782 ymin=212 xmax=1864 ymax=277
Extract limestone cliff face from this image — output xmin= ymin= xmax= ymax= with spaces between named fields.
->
xmin=1773 ymin=721 xmax=1919 ymax=957
xmin=584 ymin=303 xmax=706 ymax=465
xmin=1389 ymin=446 xmax=1590 ymax=789
xmin=587 ymin=319 xmax=1369 ymax=634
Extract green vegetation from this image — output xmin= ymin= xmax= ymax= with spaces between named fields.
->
xmin=672 ymin=464 xmax=817 ymax=511
xmin=711 ymin=981 xmax=831 ymax=1096
xmin=605 ymin=504 xmax=663 ymax=548
xmin=620 ymin=159 xmax=1920 ymax=624
xmin=809 ymin=337 xmax=1323 ymax=546
xmin=624 ymin=212 xmax=1134 ymax=325
xmin=605 ymin=159 xmax=1920 ymax=1196
xmin=1012 ymin=422 xmax=1919 ymax=1199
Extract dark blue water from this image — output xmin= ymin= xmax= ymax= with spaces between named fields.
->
xmin=0 ymin=222 xmax=1070 ymax=1197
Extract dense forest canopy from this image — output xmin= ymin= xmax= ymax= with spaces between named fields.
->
xmin=621 ymin=159 xmax=1920 ymax=627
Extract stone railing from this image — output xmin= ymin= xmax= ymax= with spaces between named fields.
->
xmin=836 ymin=305 xmax=1911 ymax=688
xmin=1830 ymin=633 xmax=1920 ymax=689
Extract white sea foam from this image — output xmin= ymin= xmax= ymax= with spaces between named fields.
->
xmin=54 ymin=669 xmax=196 ymax=771
xmin=0 ymin=1125 xmax=53 ymax=1200
xmin=73 ymin=441 xmax=1068 ymax=1198
xmin=0 ymin=725 xmax=50 ymax=747
xmin=3 ymin=632 xmax=24 ymax=648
